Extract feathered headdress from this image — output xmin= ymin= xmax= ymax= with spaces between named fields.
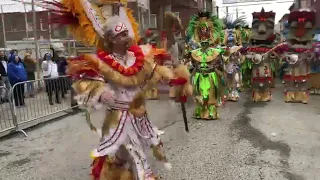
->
xmin=222 ymin=16 xmax=247 ymax=30
xmin=186 ymin=11 xmax=223 ymax=45
xmin=41 ymin=0 xmax=139 ymax=46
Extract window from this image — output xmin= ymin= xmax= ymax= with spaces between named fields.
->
xmin=174 ymin=12 xmax=180 ymax=18
xmin=40 ymin=19 xmax=47 ymax=31
xmin=27 ymin=19 xmax=33 ymax=32
xmin=150 ymin=14 xmax=157 ymax=28
xmin=53 ymin=29 xmax=61 ymax=38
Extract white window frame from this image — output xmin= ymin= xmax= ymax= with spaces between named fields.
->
xmin=174 ymin=12 xmax=180 ymax=18
xmin=150 ymin=14 xmax=157 ymax=28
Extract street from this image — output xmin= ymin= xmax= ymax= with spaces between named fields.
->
xmin=0 ymin=84 xmax=320 ymax=180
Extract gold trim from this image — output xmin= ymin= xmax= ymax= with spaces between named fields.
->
xmin=191 ymin=50 xmax=219 ymax=62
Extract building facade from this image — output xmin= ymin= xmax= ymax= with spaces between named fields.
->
xmin=150 ymin=0 xmax=213 ymax=32
xmin=0 ymin=10 xmax=68 ymax=47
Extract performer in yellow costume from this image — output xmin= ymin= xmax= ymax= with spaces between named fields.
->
xmin=44 ymin=0 xmax=192 ymax=179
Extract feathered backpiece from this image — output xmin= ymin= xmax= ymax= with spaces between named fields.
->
xmin=187 ymin=11 xmax=223 ymax=45
xmin=222 ymin=16 xmax=247 ymax=30
xmin=163 ymin=12 xmax=183 ymax=49
xmin=40 ymin=0 xmax=139 ymax=47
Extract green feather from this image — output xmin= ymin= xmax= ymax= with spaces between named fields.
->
xmin=186 ymin=12 xmax=224 ymax=42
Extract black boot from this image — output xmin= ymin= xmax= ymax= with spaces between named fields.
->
xmin=48 ymin=96 xmax=54 ymax=105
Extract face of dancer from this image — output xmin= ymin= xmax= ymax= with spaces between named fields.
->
xmin=113 ymin=30 xmax=130 ymax=49
xmin=201 ymin=41 xmax=209 ymax=50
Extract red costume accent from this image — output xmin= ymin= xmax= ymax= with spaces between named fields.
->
xmin=252 ymin=8 xmax=275 ymax=20
xmin=91 ymin=156 xmax=106 ymax=180
xmin=97 ymin=46 xmax=145 ymax=76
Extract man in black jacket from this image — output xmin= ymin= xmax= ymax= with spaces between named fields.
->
xmin=0 ymin=51 xmax=10 ymax=102
xmin=51 ymin=47 xmax=68 ymax=98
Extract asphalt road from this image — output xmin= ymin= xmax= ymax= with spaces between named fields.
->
xmin=0 ymin=85 xmax=320 ymax=180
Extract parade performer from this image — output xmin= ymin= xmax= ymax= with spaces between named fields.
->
xmin=223 ymin=46 xmax=243 ymax=101
xmin=309 ymin=42 xmax=320 ymax=94
xmin=244 ymin=8 xmax=278 ymax=102
xmin=222 ymin=17 xmax=246 ymax=47
xmin=160 ymin=12 xmax=184 ymax=99
xmin=241 ymin=25 xmax=251 ymax=47
xmin=186 ymin=11 xmax=223 ymax=50
xmin=187 ymin=40 xmax=224 ymax=119
xmin=221 ymin=17 xmax=246 ymax=98
xmin=239 ymin=26 xmax=252 ymax=89
xmin=45 ymin=0 xmax=192 ymax=179
xmin=186 ymin=11 xmax=226 ymax=107
xmin=280 ymin=9 xmax=316 ymax=103
xmin=139 ymin=30 xmax=172 ymax=100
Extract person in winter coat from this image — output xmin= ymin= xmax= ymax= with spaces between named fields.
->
xmin=0 ymin=51 xmax=10 ymax=102
xmin=23 ymin=51 xmax=36 ymax=97
xmin=8 ymin=49 xmax=21 ymax=63
xmin=41 ymin=53 xmax=60 ymax=105
xmin=7 ymin=55 xmax=27 ymax=106
xmin=52 ymin=48 xmax=68 ymax=98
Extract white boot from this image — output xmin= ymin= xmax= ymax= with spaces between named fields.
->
xmin=153 ymin=127 xmax=165 ymax=136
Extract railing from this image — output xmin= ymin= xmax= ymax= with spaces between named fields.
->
xmin=0 ymin=86 xmax=16 ymax=133
xmin=0 ymin=75 xmax=79 ymax=137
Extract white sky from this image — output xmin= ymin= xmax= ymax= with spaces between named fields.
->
xmin=216 ymin=0 xmax=293 ymax=25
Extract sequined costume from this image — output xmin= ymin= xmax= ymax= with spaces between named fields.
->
xmin=244 ymin=8 xmax=278 ymax=102
xmin=45 ymin=0 xmax=192 ymax=179
xmin=280 ymin=9 xmax=316 ymax=103
xmin=185 ymin=11 xmax=224 ymax=119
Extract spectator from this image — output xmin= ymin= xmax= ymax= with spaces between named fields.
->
xmin=8 ymin=49 xmax=21 ymax=63
xmin=23 ymin=51 xmax=36 ymax=97
xmin=41 ymin=53 xmax=60 ymax=105
xmin=7 ymin=55 xmax=27 ymax=107
xmin=279 ymin=60 xmax=289 ymax=84
xmin=0 ymin=51 xmax=10 ymax=102
xmin=52 ymin=48 xmax=68 ymax=98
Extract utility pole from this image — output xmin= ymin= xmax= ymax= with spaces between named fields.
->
xmin=32 ymin=0 xmax=41 ymax=80
xmin=226 ymin=6 xmax=229 ymax=17
xmin=23 ymin=2 xmax=29 ymax=38
xmin=216 ymin=6 xmax=219 ymax=18
xmin=236 ymin=8 xmax=239 ymax=18
xmin=0 ymin=5 xmax=6 ymax=48
xmin=148 ymin=0 xmax=151 ymax=28
xmin=48 ymin=11 xmax=52 ymax=39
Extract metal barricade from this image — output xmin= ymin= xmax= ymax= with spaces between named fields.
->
xmin=9 ymin=75 xmax=78 ymax=137
xmin=0 ymin=86 xmax=16 ymax=134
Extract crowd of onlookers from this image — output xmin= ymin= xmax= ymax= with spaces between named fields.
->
xmin=0 ymin=48 xmax=70 ymax=107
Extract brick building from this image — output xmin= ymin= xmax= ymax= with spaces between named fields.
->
xmin=150 ymin=0 xmax=213 ymax=31
xmin=0 ymin=0 xmax=214 ymax=48
xmin=0 ymin=2 xmax=68 ymax=47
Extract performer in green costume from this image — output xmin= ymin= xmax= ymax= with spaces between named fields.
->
xmin=185 ymin=11 xmax=225 ymax=119
xmin=189 ymin=41 xmax=224 ymax=119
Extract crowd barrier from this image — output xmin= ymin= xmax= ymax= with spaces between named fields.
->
xmin=0 ymin=86 xmax=16 ymax=134
xmin=0 ymin=75 xmax=79 ymax=137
